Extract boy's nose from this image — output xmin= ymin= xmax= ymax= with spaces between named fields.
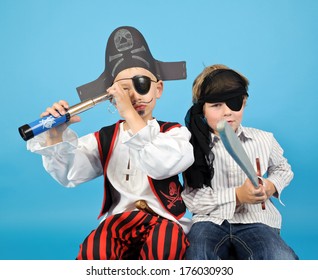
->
xmin=129 ymin=89 xmax=138 ymax=99
xmin=223 ymin=104 xmax=233 ymax=115
xmin=129 ymin=89 xmax=142 ymax=104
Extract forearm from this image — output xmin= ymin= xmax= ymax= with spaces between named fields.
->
xmin=182 ymin=185 xmax=236 ymax=219
xmin=123 ymin=120 xmax=194 ymax=179
xmin=263 ymin=179 xmax=278 ymax=198
xmin=267 ymin=137 xmax=294 ymax=196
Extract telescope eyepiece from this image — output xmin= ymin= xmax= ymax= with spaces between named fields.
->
xmin=18 ymin=124 xmax=34 ymax=141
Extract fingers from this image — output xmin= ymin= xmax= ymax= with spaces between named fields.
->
xmin=40 ymin=100 xmax=69 ymax=118
xmin=237 ymin=180 xmax=268 ymax=205
xmin=39 ymin=100 xmax=80 ymax=145
xmin=254 ymin=185 xmax=266 ymax=196
xmin=107 ymin=83 xmax=124 ymax=100
xmin=107 ymin=83 xmax=135 ymax=119
xmin=69 ymin=115 xmax=81 ymax=124
xmin=253 ymin=185 xmax=267 ymax=205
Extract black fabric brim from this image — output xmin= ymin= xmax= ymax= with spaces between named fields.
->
xmin=76 ymin=71 xmax=108 ymax=102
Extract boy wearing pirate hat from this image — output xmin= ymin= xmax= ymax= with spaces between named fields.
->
xmin=27 ymin=26 xmax=194 ymax=259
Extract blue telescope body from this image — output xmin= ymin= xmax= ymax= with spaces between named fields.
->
xmin=18 ymin=93 xmax=111 ymax=141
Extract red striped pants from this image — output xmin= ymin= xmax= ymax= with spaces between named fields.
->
xmin=76 ymin=210 xmax=189 ymax=260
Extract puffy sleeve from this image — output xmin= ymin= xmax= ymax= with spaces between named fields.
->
xmin=266 ymin=134 xmax=294 ymax=198
xmin=122 ymin=119 xmax=194 ymax=179
xmin=26 ymin=127 xmax=103 ymax=187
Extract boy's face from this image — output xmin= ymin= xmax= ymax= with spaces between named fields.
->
xmin=113 ymin=67 xmax=163 ymax=120
xmin=203 ymin=97 xmax=246 ymax=135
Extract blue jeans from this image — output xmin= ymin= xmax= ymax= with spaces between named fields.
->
xmin=185 ymin=221 xmax=299 ymax=260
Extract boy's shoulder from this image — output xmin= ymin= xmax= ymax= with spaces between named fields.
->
xmin=242 ymin=126 xmax=274 ymax=139
xmin=157 ymin=120 xmax=181 ymax=132
xmin=98 ymin=120 xmax=182 ymax=133
xmin=99 ymin=121 xmax=121 ymax=132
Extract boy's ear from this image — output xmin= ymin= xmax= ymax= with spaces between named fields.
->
xmin=155 ymin=81 xmax=164 ymax=99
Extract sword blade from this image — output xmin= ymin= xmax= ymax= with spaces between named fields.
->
xmin=217 ymin=120 xmax=259 ymax=188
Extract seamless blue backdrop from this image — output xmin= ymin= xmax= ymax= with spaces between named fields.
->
xmin=1 ymin=0 xmax=317 ymax=260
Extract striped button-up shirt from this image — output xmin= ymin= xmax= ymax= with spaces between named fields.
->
xmin=181 ymin=125 xmax=293 ymax=229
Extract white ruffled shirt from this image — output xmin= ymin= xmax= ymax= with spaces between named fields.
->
xmin=27 ymin=119 xmax=194 ymax=233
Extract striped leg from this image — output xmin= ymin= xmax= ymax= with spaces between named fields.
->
xmin=77 ymin=211 xmax=146 ymax=259
xmin=76 ymin=211 xmax=188 ymax=260
xmin=140 ymin=217 xmax=189 ymax=260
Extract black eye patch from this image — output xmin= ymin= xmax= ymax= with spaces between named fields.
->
xmin=115 ymin=75 xmax=157 ymax=95
xmin=225 ymin=95 xmax=244 ymax=111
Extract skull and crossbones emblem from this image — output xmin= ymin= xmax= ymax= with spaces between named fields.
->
xmin=108 ymin=28 xmax=150 ymax=77
xmin=114 ymin=28 xmax=133 ymax=52
xmin=160 ymin=182 xmax=183 ymax=209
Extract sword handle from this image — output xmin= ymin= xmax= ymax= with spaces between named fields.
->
xmin=256 ymin=158 xmax=266 ymax=210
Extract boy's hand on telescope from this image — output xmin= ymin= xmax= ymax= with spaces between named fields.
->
xmin=41 ymin=100 xmax=81 ymax=145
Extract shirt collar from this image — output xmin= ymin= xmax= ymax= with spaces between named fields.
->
xmin=211 ymin=124 xmax=253 ymax=143
xmin=237 ymin=125 xmax=253 ymax=141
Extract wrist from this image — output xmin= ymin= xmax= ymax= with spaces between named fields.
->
xmin=264 ymin=179 xmax=277 ymax=198
xmin=45 ymin=131 xmax=63 ymax=146
xmin=235 ymin=187 xmax=243 ymax=206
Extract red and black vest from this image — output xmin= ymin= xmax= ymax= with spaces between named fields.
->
xmin=94 ymin=120 xmax=186 ymax=220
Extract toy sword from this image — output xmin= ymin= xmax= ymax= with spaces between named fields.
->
xmin=217 ymin=120 xmax=265 ymax=209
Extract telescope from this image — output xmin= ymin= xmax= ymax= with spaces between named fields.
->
xmin=18 ymin=93 xmax=112 ymax=141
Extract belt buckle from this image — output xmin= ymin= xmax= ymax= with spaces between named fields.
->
xmin=135 ymin=200 xmax=159 ymax=217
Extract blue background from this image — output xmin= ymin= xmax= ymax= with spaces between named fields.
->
xmin=1 ymin=0 xmax=317 ymax=260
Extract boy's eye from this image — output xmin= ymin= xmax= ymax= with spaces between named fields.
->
xmin=211 ymin=103 xmax=222 ymax=107
xmin=122 ymin=87 xmax=130 ymax=93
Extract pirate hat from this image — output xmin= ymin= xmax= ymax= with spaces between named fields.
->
xmin=77 ymin=26 xmax=187 ymax=101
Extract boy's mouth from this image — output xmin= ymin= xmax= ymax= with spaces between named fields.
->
xmin=134 ymin=104 xmax=146 ymax=111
